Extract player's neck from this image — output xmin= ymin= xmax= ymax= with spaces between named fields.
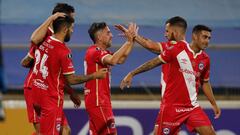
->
xmin=175 ymin=35 xmax=186 ymax=42
xmin=190 ymin=42 xmax=201 ymax=53
xmin=52 ymin=34 xmax=65 ymax=43
xmin=95 ymin=42 xmax=107 ymax=50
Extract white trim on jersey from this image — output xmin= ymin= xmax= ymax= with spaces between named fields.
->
xmin=186 ymin=43 xmax=202 ymax=59
xmin=50 ymin=36 xmax=63 ymax=43
xmin=161 ymin=72 xmax=166 ymax=97
xmin=101 ymin=54 xmax=111 ymax=65
xmin=96 ymin=64 xmax=99 ymax=106
xmin=57 ymin=69 xmax=61 ymax=107
xmin=158 ymin=55 xmax=167 ymax=63
xmin=27 ymin=52 xmax=34 ymax=58
xmin=177 ymin=50 xmax=199 ymax=107
xmin=157 ymin=42 xmax=163 ymax=52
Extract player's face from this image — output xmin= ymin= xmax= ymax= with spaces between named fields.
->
xmin=195 ymin=30 xmax=211 ymax=50
xmin=164 ymin=23 xmax=175 ymax=41
xmin=99 ymin=26 xmax=113 ymax=48
xmin=64 ymin=23 xmax=74 ymax=42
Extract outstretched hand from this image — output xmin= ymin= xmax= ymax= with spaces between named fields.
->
xmin=115 ymin=22 xmax=139 ymax=42
xmin=120 ymin=73 xmax=133 ymax=90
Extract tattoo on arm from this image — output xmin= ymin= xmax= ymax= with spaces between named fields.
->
xmin=131 ymin=57 xmax=162 ymax=76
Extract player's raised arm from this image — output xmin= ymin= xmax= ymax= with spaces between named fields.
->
xmin=115 ymin=24 xmax=161 ymax=54
xmin=102 ymin=23 xmax=137 ymax=65
xmin=31 ymin=12 xmax=66 ymax=45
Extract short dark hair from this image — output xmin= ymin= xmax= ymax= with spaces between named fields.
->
xmin=192 ymin=24 xmax=212 ymax=34
xmin=166 ymin=16 xmax=187 ymax=32
xmin=52 ymin=15 xmax=74 ymax=33
xmin=88 ymin=22 xmax=107 ymax=43
xmin=52 ymin=3 xmax=75 ymax=15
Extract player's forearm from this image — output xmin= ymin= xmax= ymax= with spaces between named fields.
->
xmin=110 ymin=41 xmax=134 ymax=65
xmin=66 ymin=74 xmax=96 ymax=85
xmin=202 ymin=82 xmax=217 ymax=106
xmin=130 ymin=56 xmax=162 ymax=76
xmin=117 ymin=41 xmax=134 ymax=64
xmin=135 ymin=35 xmax=161 ymax=54
xmin=64 ymin=84 xmax=74 ymax=95
xmin=30 ymin=16 xmax=53 ymax=45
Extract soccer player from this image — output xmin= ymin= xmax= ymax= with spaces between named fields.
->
xmin=84 ymin=22 xmax=137 ymax=135
xmin=21 ymin=3 xmax=79 ymax=135
xmin=31 ymin=16 xmax=107 ymax=135
xmin=120 ymin=21 xmax=221 ymax=134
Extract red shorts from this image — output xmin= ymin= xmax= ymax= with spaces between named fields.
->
xmin=32 ymin=87 xmax=67 ymax=135
xmin=86 ymin=106 xmax=117 ymax=135
xmin=24 ymin=87 xmax=40 ymax=123
xmin=155 ymin=105 xmax=212 ymax=135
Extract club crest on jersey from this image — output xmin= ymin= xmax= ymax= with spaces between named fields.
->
xmin=198 ymin=62 xmax=204 ymax=70
xmin=162 ymin=127 xmax=171 ymax=135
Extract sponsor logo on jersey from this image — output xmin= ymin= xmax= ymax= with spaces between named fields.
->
xmin=180 ymin=58 xmax=188 ymax=64
xmin=33 ymin=79 xmax=48 ymax=90
xmin=179 ymin=68 xmax=200 ymax=77
xmin=175 ymin=107 xmax=194 ymax=112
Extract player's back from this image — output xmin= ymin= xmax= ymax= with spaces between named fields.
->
xmin=32 ymin=36 xmax=71 ymax=100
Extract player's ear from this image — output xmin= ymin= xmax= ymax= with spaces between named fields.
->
xmin=192 ymin=32 xmax=197 ymax=40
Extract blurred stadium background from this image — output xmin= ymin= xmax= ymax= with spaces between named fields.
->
xmin=0 ymin=0 xmax=240 ymax=135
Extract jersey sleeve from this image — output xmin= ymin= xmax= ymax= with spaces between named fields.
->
xmin=159 ymin=42 xmax=168 ymax=52
xmin=92 ymin=49 xmax=111 ymax=65
xmin=158 ymin=44 xmax=176 ymax=63
xmin=60 ymin=50 xmax=75 ymax=75
xmin=28 ymin=42 xmax=37 ymax=58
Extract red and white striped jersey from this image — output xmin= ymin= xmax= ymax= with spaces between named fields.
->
xmin=84 ymin=45 xmax=112 ymax=109
xmin=159 ymin=41 xmax=210 ymax=107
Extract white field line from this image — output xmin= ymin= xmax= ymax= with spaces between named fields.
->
xmin=2 ymin=100 xmax=240 ymax=109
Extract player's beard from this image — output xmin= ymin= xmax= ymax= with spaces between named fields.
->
xmin=64 ymin=32 xmax=71 ymax=42
xmin=106 ymin=40 xmax=112 ymax=48
xmin=169 ymin=33 xmax=176 ymax=41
